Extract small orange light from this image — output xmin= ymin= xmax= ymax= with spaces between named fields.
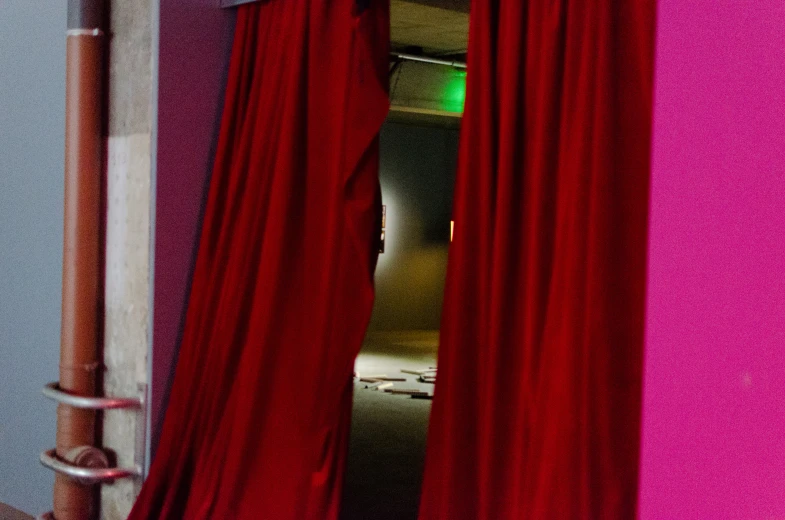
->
xmin=450 ymin=221 xmax=454 ymax=241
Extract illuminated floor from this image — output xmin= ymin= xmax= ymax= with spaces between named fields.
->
xmin=341 ymin=331 xmax=439 ymax=520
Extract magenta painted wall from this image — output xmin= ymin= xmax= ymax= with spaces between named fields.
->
xmin=152 ymin=1 xmax=235 ymax=456
xmin=638 ymin=1 xmax=785 ymax=518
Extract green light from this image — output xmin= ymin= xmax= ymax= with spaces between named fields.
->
xmin=441 ymin=70 xmax=467 ymax=113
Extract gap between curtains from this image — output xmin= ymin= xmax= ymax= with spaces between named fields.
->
xmin=419 ymin=0 xmax=656 ymax=518
xmin=128 ymin=1 xmax=389 ymax=518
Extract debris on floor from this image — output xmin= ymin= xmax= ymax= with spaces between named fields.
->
xmin=354 ymin=364 xmax=437 ymax=399
xmin=384 ymin=388 xmax=427 ymax=395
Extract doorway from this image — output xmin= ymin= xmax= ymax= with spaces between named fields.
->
xmin=341 ymin=4 xmax=466 ymax=507
xmin=342 ymin=121 xmax=460 ymax=520
xmin=149 ymin=2 xmax=469 ymax=519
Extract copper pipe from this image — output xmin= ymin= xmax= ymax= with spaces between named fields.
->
xmin=55 ymin=1 xmax=105 ymax=518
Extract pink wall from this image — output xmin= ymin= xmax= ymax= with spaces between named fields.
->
xmin=639 ymin=1 xmax=785 ymax=518
xmin=152 ymin=0 xmax=235 ymax=456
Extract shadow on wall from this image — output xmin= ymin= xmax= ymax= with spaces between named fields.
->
xmin=371 ymin=122 xmax=459 ymax=331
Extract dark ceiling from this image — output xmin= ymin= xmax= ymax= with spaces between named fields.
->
xmin=391 ymin=0 xmax=469 ymax=55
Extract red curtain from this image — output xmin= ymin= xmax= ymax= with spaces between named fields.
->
xmin=419 ymin=1 xmax=655 ymax=519
xmin=128 ymin=1 xmax=388 ymax=518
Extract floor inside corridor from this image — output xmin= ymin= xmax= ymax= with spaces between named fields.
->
xmin=340 ymin=331 xmax=438 ymax=520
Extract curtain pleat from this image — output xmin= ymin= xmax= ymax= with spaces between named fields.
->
xmin=419 ymin=1 xmax=655 ymax=518
xmin=128 ymin=1 xmax=389 ymax=518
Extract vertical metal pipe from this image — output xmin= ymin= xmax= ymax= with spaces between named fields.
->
xmin=55 ymin=1 xmax=105 ymax=518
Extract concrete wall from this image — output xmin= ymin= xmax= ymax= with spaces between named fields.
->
xmin=371 ymin=122 xmax=458 ymax=331
xmin=0 ymin=1 xmax=66 ymax=514
xmin=101 ymin=0 xmax=157 ymax=517
xmin=150 ymin=0 xmax=235 ymax=457
xmin=638 ymin=1 xmax=785 ymax=518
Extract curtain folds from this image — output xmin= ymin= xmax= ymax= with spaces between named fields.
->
xmin=419 ymin=1 xmax=655 ymax=519
xmin=128 ymin=1 xmax=389 ymax=518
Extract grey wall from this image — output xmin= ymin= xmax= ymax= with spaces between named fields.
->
xmin=370 ymin=122 xmax=459 ymax=331
xmin=0 ymin=1 xmax=66 ymax=514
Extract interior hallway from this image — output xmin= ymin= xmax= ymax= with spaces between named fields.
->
xmin=342 ymin=331 xmax=439 ymax=520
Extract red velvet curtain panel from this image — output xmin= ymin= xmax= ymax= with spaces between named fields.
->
xmin=419 ymin=1 xmax=655 ymax=519
xmin=129 ymin=1 xmax=388 ymax=518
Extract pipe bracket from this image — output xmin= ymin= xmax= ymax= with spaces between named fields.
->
xmin=43 ymin=381 xmax=143 ymax=409
xmin=39 ymin=449 xmax=141 ymax=485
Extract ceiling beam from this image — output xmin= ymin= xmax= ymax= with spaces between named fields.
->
xmin=220 ymin=0 xmax=469 ymax=12
xmin=219 ymin=0 xmax=256 ymax=7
